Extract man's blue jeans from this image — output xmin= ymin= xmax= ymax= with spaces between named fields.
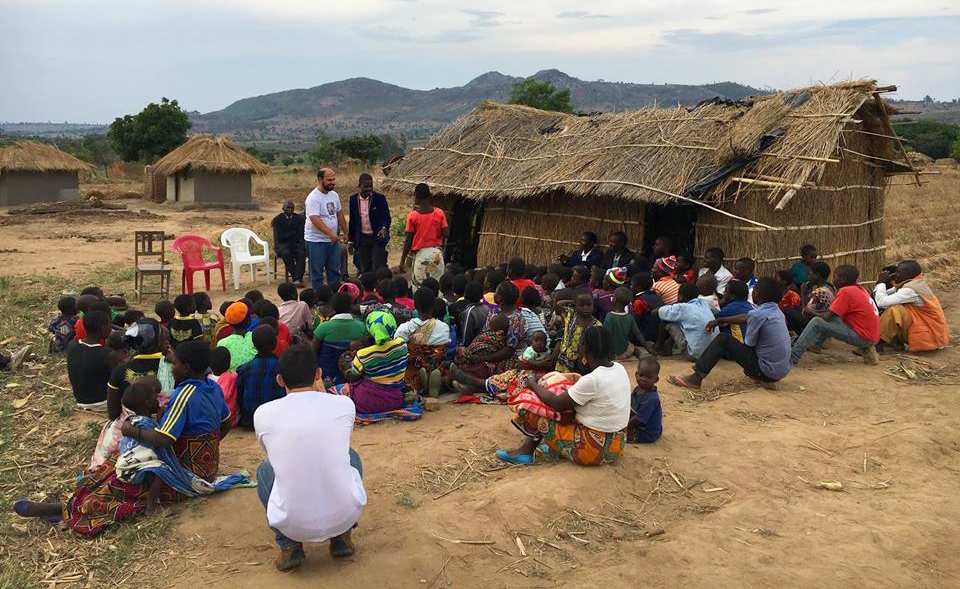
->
xmin=307 ymin=240 xmax=342 ymax=290
xmin=791 ymin=316 xmax=873 ymax=364
xmin=256 ymin=449 xmax=362 ymax=550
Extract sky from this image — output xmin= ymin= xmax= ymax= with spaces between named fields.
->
xmin=1 ymin=0 xmax=958 ymax=123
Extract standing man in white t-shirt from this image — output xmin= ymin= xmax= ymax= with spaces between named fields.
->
xmin=255 ymin=344 xmax=367 ymax=572
xmin=305 ymin=168 xmax=347 ymax=291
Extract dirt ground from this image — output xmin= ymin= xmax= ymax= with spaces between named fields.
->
xmin=2 ymin=167 xmax=960 ymax=588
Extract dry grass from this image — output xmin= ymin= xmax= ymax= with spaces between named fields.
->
xmin=886 ymin=165 xmax=960 ymax=288
xmin=0 ymin=140 xmax=92 ymax=174
xmin=886 ymin=355 xmax=960 ymax=385
xmin=415 ymin=446 xmax=511 ymax=497
xmin=0 ymin=269 xmax=179 ymax=589
xmin=152 ymin=136 xmax=269 ymax=176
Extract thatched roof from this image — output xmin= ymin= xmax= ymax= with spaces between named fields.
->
xmin=0 ymin=140 xmax=92 ymax=174
xmin=383 ymin=80 xmax=909 ymax=208
xmin=152 ymin=135 xmax=270 ymax=176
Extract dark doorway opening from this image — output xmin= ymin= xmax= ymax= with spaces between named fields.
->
xmin=446 ymin=197 xmax=484 ymax=269
xmin=643 ymin=203 xmax=697 ymax=257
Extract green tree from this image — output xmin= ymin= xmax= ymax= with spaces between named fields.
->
xmin=331 ymin=135 xmax=383 ymax=165
xmin=892 ymin=119 xmax=960 ymax=159
xmin=108 ymin=98 xmax=191 ymax=162
xmin=952 ymin=135 xmax=960 ymax=160
xmin=307 ymin=133 xmax=342 ymax=166
xmin=509 ymin=79 xmax=574 ymax=113
xmin=81 ymin=135 xmax=117 ymax=172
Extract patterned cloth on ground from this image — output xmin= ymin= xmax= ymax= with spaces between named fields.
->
xmin=330 ymin=383 xmax=423 ymax=425
xmin=115 ymin=416 xmax=249 ymax=497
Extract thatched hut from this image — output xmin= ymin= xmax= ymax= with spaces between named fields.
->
xmin=152 ymin=135 xmax=269 ymax=204
xmin=382 ymin=81 xmax=914 ymax=277
xmin=0 ymin=141 xmax=91 ymax=206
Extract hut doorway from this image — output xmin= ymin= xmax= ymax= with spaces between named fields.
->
xmin=447 ymin=197 xmax=484 ymax=269
xmin=643 ymin=203 xmax=697 ymax=257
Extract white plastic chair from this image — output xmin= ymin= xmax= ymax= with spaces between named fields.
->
xmin=220 ymin=227 xmax=271 ymax=290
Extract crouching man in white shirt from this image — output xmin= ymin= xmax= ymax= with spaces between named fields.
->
xmin=254 ymin=344 xmax=367 ymax=572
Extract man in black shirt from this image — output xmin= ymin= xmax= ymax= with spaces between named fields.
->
xmin=66 ymin=310 xmax=121 ymax=411
xmin=272 ymin=200 xmax=307 ymax=285
xmin=601 ymin=231 xmax=634 ymax=270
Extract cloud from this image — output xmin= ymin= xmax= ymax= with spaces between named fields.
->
xmin=557 ymin=11 xmax=612 ymax=19
xmin=743 ymin=8 xmax=777 ymax=15
xmin=461 ymin=9 xmax=503 ymax=27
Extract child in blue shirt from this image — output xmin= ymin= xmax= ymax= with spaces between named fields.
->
xmin=716 ymin=280 xmax=755 ymax=343
xmin=657 ymin=283 xmax=718 ymax=359
xmin=236 ymin=324 xmax=286 ymax=428
xmin=628 ymin=357 xmax=662 ymax=444
xmin=49 ymin=296 xmax=79 ymax=352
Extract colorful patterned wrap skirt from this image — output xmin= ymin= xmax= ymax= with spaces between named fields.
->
xmin=511 ymin=409 xmax=625 ymax=467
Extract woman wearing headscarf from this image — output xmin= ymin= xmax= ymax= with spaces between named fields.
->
xmin=340 ymin=310 xmax=409 ymax=414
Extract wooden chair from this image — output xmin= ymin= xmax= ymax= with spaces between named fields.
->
xmin=134 ymin=231 xmax=173 ymax=302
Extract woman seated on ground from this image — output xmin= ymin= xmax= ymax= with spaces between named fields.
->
xmin=395 ymin=287 xmax=450 ymax=395
xmin=495 ymin=327 xmax=630 ymax=466
xmin=13 ymin=342 xmax=233 ymax=535
xmin=556 ymin=291 xmax=602 ymax=374
xmin=340 ymin=311 xmax=408 ymax=413
xmin=450 ymin=282 xmax=531 ymax=392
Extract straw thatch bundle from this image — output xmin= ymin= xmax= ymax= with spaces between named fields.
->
xmin=383 ymin=80 xmax=913 ymax=275
xmin=0 ymin=140 xmax=92 ymax=174
xmin=152 ymin=135 xmax=270 ymax=176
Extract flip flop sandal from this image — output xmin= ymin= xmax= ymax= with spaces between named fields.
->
xmin=495 ymin=449 xmax=533 ymax=465
xmin=12 ymin=500 xmax=62 ymax=525
xmin=668 ymin=374 xmax=700 ymax=390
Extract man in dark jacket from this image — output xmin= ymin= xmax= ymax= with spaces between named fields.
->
xmin=601 ymin=231 xmax=634 ymax=270
xmin=272 ymin=200 xmax=307 ymax=285
xmin=347 ymin=173 xmax=391 ymax=273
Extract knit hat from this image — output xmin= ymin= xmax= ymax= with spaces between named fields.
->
xmin=655 ymin=256 xmax=678 ymax=274
xmin=338 ymin=282 xmax=361 ymax=303
xmin=224 ymin=302 xmax=250 ymax=326
xmin=365 ymin=310 xmax=398 ymax=345
xmin=606 ymin=267 xmax=629 ymax=286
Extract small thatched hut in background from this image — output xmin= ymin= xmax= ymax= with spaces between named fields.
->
xmin=0 ymin=140 xmax=91 ymax=206
xmin=383 ymin=81 xmax=915 ymax=277
xmin=152 ymin=135 xmax=269 ymax=204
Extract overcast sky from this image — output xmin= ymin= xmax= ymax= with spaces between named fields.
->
xmin=1 ymin=0 xmax=958 ymax=123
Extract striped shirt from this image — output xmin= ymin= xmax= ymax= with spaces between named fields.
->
xmin=652 ymin=276 xmax=681 ymax=305
xmin=155 ymin=377 xmax=230 ymax=440
xmin=352 ymin=338 xmax=408 ymax=388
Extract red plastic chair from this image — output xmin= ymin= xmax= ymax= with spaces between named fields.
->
xmin=171 ymin=234 xmax=226 ymax=294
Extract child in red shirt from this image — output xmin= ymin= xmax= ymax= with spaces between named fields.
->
xmin=790 ymin=265 xmax=879 ymax=365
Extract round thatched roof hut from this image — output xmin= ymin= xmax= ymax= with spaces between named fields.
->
xmin=152 ymin=135 xmax=269 ymax=205
xmin=0 ymin=140 xmax=92 ymax=206
xmin=383 ymin=80 xmax=917 ymax=277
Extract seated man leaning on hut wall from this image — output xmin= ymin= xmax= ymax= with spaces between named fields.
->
xmin=873 ymin=260 xmax=950 ymax=353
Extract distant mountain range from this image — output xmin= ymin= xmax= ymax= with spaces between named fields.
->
xmin=188 ymin=70 xmax=765 ymax=149
xmin=4 ymin=71 xmax=958 ymax=151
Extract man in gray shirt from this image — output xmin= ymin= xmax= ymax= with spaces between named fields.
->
xmin=667 ymin=277 xmax=792 ymax=390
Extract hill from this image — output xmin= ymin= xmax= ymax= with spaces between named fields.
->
xmin=190 ymin=70 xmax=764 ymax=149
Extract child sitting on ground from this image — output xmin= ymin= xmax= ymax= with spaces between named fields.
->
xmin=49 ymin=296 xmax=79 ymax=353
xmin=674 ymin=253 xmax=697 ymax=284
xmin=604 ymin=287 xmax=651 ymax=359
xmin=154 ymin=300 xmax=175 ymax=329
xmin=358 ymin=272 xmax=383 ymax=307
xmin=775 ymin=270 xmax=802 ymax=311
xmin=630 ymin=272 xmax=664 ymax=344
xmin=123 ymin=309 xmax=145 ymax=328
xmin=118 ymin=377 xmax=165 ymax=512
xmin=168 ymin=294 xmax=203 ymax=349
xmin=313 ymin=292 xmax=367 ymax=383
xmin=697 ymin=274 xmax=720 ymax=314
xmin=628 ymin=357 xmax=663 ymax=444
xmin=209 ymin=347 xmax=238 ymax=427
xmin=254 ymin=300 xmax=291 ymax=355
xmin=236 ymin=325 xmax=286 ymax=428
xmin=656 ymin=283 xmax=718 ymax=359
xmin=245 ymin=290 xmax=264 ymax=305
xmin=716 ymin=280 xmax=754 ymax=342
xmin=393 ymin=276 xmax=415 ymax=310
xmin=521 ymin=331 xmax=550 ymax=362
xmin=192 ymin=292 xmax=216 ymax=341
xmin=210 ymin=301 xmax=233 ymax=346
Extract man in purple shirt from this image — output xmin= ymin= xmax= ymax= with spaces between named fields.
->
xmin=668 ymin=277 xmax=792 ymax=390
